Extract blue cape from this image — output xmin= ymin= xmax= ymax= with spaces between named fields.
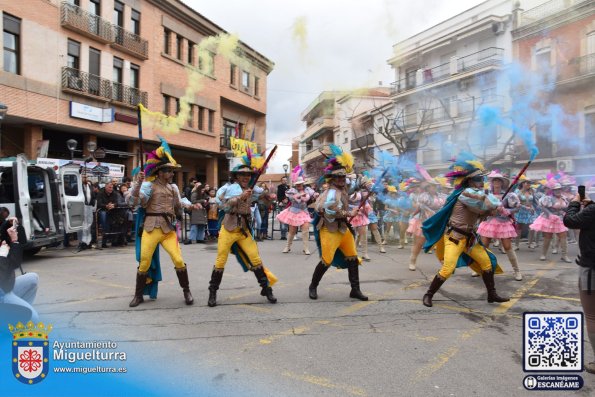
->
xmin=421 ymin=188 xmax=499 ymax=272
xmin=134 ymin=208 xmax=162 ymax=299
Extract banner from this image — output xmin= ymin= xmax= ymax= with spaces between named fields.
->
xmin=230 ymin=137 xmax=258 ymax=157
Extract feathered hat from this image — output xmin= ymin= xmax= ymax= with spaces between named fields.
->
xmin=323 ymin=144 xmax=354 ymax=177
xmin=444 ymin=152 xmax=486 ymax=189
xmin=144 ymin=136 xmax=180 ymax=182
xmin=290 ymin=165 xmax=306 ymax=185
xmin=232 ymin=146 xmax=265 ymax=174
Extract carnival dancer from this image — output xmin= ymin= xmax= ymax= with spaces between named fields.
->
xmin=530 ymin=178 xmax=572 ymax=263
xmin=421 ymin=153 xmax=509 ymax=307
xmin=364 ymin=192 xmax=386 ymax=254
xmin=277 ymin=166 xmax=314 ymax=255
xmin=476 ymin=171 xmax=522 ymax=281
xmin=382 ymin=185 xmax=399 ymax=243
xmin=396 ymin=179 xmax=416 ymax=249
xmin=128 ymin=138 xmax=199 ymax=307
xmin=349 ymin=186 xmax=373 ymax=261
xmin=308 ymin=145 xmax=368 ymax=301
xmin=514 ymin=177 xmax=537 ymax=250
xmin=207 ymin=151 xmax=278 ymax=307
xmin=407 ymin=179 xmax=445 ymax=271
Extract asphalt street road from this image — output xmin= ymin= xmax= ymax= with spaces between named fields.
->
xmin=21 ymin=236 xmax=594 ymax=397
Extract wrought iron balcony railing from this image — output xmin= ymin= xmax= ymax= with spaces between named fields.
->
xmin=61 ymin=2 xmax=148 ymax=59
xmin=62 ymin=67 xmax=148 ymax=108
xmin=351 ymin=133 xmax=375 ymax=151
xmin=61 ymin=2 xmax=112 ymax=43
xmin=520 ymin=0 xmax=589 ymax=27
xmin=112 ymin=25 xmax=149 ymax=60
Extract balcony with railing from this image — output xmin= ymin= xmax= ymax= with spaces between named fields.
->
xmin=351 ymin=133 xmax=375 ymax=151
xmin=61 ymin=2 xmax=112 ymax=43
xmin=390 ymin=47 xmax=504 ymax=95
xmin=112 ymin=25 xmax=149 ymax=60
xmin=556 ymin=53 xmax=595 ymax=87
xmin=519 ymin=0 xmax=590 ymax=27
xmin=61 ymin=67 xmax=148 ymax=108
xmin=301 ymin=116 xmax=335 ymax=142
xmin=301 ymin=146 xmax=325 ymax=163
xmin=61 ymin=2 xmax=148 ymax=60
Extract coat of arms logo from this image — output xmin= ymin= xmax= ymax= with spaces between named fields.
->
xmin=9 ymin=321 xmax=52 ymax=385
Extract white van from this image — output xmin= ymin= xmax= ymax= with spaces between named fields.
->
xmin=0 ymin=154 xmax=85 ymax=255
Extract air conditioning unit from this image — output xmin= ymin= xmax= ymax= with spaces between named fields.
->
xmin=492 ymin=22 xmax=505 ymax=35
xmin=557 ymin=159 xmax=574 ymax=173
xmin=68 ymin=76 xmax=83 ymax=91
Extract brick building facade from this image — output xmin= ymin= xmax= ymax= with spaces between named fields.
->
xmin=0 ymin=0 xmax=273 ymax=187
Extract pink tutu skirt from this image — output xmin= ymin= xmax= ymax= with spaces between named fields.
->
xmin=276 ymin=208 xmax=312 ymax=227
xmin=530 ymin=214 xmax=568 ymax=234
xmin=351 ymin=213 xmax=370 ymax=227
xmin=407 ymin=217 xmax=423 ymax=237
xmin=477 ymin=218 xmax=517 ymax=239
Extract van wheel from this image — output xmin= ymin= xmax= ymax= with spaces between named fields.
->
xmin=24 ymin=247 xmax=42 ymax=256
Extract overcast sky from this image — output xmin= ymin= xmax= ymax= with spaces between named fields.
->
xmin=187 ymin=0 xmax=492 ymax=172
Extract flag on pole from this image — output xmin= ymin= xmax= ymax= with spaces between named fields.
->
xmin=250 ymin=125 xmax=256 ymax=142
xmin=234 ymin=121 xmax=239 ymax=138
xmin=241 ymin=124 xmax=247 ymax=140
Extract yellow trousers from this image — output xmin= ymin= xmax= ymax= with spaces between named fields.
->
xmin=319 ymin=227 xmax=359 ymax=266
xmin=435 ymin=233 xmax=493 ymax=279
xmin=139 ymin=228 xmax=185 ymax=273
xmin=215 ymin=227 xmax=263 ymax=270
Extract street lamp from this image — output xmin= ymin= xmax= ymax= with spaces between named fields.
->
xmin=0 ymin=103 xmax=8 ymax=155
xmin=282 ymin=163 xmax=289 ymax=178
xmin=66 ymin=139 xmax=78 ymax=160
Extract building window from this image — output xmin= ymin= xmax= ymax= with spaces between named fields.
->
xmin=88 ymin=47 xmax=101 ymax=95
xmin=254 ymin=76 xmax=260 ymax=97
xmin=535 ymin=47 xmax=551 ymax=71
xmin=481 ymin=87 xmax=497 ymax=103
xmin=176 ymin=35 xmax=182 ymax=60
xmin=208 ymin=110 xmax=215 ymax=132
xmin=175 ymin=98 xmax=180 ymax=115
xmin=199 ymin=52 xmax=215 ymax=75
xmin=230 ymin=64 xmax=237 ymax=85
xmin=131 ymin=9 xmax=141 ymax=35
xmin=67 ymin=39 xmax=80 ymax=70
xmin=164 ymin=29 xmax=171 ymax=54
xmin=187 ymin=41 xmax=194 ymax=65
xmin=130 ymin=63 xmax=139 ymax=88
xmin=67 ymin=0 xmax=80 ymax=5
xmin=586 ymin=113 xmax=595 ymax=138
xmin=187 ymin=104 xmax=194 ymax=128
xmin=113 ymin=1 xmax=124 ymax=26
xmin=3 ymin=13 xmax=20 ymax=75
xmin=112 ymin=57 xmax=123 ymax=101
xmin=242 ymin=71 xmax=250 ymax=91
xmin=163 ymin=95 xmax=170 ymax=115
xmin=198 ymin=106 xmax=204 ymax=130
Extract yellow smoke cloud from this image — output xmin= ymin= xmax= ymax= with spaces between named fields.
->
xmin=140 ymin=33 xmax=250 ymax=134
xmin=292 ymin=16 xmax=308 ymax=61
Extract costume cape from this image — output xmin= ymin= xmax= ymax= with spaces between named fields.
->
xmin=134 ymin=207 xmax=162 ymax=299
xmin=421 ymin=188 xmax=502 ymax=274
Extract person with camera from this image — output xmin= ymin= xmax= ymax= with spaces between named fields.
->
xmin=0 ymin=218 xmax=39 ymax=323
xmin=563 ymin=187 xmax=595 ymax=374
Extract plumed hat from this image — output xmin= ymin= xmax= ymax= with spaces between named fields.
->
xmin=144 ymin=136 xmax=180 ymax=182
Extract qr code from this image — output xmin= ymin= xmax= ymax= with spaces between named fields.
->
xmin=523 ymin=312 xmax=583 ymax=372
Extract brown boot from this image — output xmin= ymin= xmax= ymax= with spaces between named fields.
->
xmin=175 ymin=267 xmax=194 ymax=305
xmin=347 ymin=263 xmax=368 ymax=301
xmin=129 ymin=272 xmax=148 ymax=307
xmin=481 ymin=271 xmax=509 ymax=303
xmin=422 ymin=274 xmax=446 ymax=307
xmin=208 ymin=268 xmax=224 ymax=307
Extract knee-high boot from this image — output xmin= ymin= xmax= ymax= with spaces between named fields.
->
xmin=208 ymin=268 xmax=224 ymax=307
xmin=347 ymin=264 xmax=368 ymax=301
xmin=423 ymin=274 xmax=446 ymax=307
xmin=253 ymin=266 xmax=277 ymax=303
xmin=372 ymin=229 xmax=386 ymax=253
xmin=560 ymin=237 xmax=572 ymax=263
xmin=302 ymin=229 xmax=310 ymax=255
xmin=481 ymin=271 xmax=510 ymax=303
xmin=283 ymin=230 xmax=295 ymax=253
xmin=309 ymin=261 xmax=329 ymax=300
xmin=129 ymin=271 xmax=148 ymax=307
xmin=514 ymin=235 xmax=521 ymax=251
xmin=506 ymin=248 xmax=522 ymax=281
xmin=540 ymin=237 xmax=552 ymax=261
xmin=175 ymin=266 xmax=194 ymax=305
